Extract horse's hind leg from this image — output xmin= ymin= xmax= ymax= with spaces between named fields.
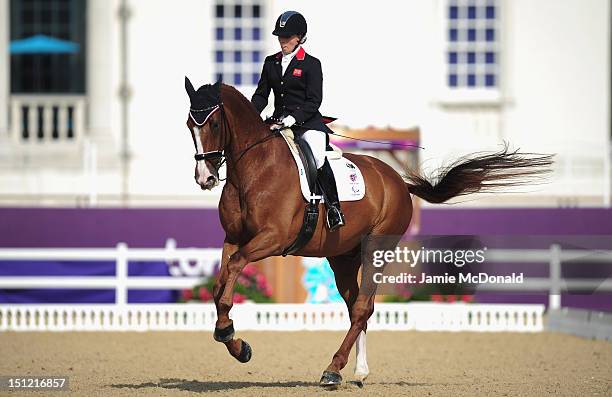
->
xmin=320 ymin=230 xmax=405 ymax=388
xmin=328 ymin=249 xmax=370 ymax=385
xmin=354 ymin=329 xmax=369 ymax=384
xmin=320 ymin=291 xmax=375 ymax=388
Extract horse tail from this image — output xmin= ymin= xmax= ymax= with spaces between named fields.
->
xmin=405 ymin=142 xmax=555 ymax=204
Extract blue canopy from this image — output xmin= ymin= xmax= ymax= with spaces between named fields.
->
xmin=10 ymin=34 xmax=79 ymax=54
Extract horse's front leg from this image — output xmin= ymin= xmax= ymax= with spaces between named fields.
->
xmin=212 ymin=231 xmax=282 ymax=363
xmin=212 ymin=240 xmax=238 ymax=330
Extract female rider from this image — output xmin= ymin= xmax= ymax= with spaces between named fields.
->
xmin=251 ymin=11 xmax=345 ymax=231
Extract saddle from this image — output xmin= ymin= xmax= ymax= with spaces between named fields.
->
xmin=278 ymin=128 xmax=365 ymax=203
xmin=265 ymin=117 xmax=365 ymax=256
xmin=294 ymin=135 xmax=342 ymax=195
xmin=278 ymin=130 xmax=365 ymax=256
xmin=277 ymin=129 xmax=321 ymax=256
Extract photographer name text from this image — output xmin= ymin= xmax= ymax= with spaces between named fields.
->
xmin=373 ymin=272 xmax=524 ymax=285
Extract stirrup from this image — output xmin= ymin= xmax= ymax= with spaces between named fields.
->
xmin=326 ymin=206 xmax=345 ymax=231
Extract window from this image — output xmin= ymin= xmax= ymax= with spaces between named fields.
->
xmin=10 ymin=0 xmax=87 ymax=93
xmin=445 ymin=0 xmax=499 ymax=96
xmin=213 ymin=1 xmax=265 ymax=87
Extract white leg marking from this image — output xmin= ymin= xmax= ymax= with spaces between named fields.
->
xmin=354 ymin=330 xmax=369 ymax=382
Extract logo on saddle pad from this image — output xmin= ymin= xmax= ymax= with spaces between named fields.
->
xmin=346 ymin=163 xmax=356 ymax=169
xmin=350 ymin=173 xmax=357 ymax=182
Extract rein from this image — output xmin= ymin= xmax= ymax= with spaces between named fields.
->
xmin=233 ymin=130 xmax=281 ymax=165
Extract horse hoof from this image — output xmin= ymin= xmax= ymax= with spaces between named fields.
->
xmin=354 ymin=371 xmax=368 ymax=383
xmin=319 ymin=370 xmax=342 ymax=388
xmin=236 ymin=340 xmax=252 ymax=363
xmin=213 ymin=323 xmax=235 ymax=343
xmin=349 ymin=380 xmax=364 ymax=388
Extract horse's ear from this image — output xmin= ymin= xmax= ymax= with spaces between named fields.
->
xmin=185 ymin=76 xmax=196 ymax=99
xmin=213 ymin=78 xmax=222 ymax=93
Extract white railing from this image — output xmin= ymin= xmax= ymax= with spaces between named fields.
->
xmin=2 ymin=241 xmax=610 ymax=332
xmin=10 ymin=94 xmax=86 ymax=144
xmin=0 ymin=303 xmax=544 ymax=333
xmin=0 ymin=239 xmax=221 ymax=306
xmin=477 ymin=244 xmax=612 ymax=310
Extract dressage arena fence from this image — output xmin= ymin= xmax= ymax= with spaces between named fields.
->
xmin=1 ymin=240 xmax=610 ymax=332
xmin=0 ymin=303 xmax=544 ymax=333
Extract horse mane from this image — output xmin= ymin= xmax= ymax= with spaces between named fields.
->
xmin=220 ymin=84 xmax=268 ymax=134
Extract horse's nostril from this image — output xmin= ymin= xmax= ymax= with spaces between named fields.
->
xmin=207 ymin=176 xmax=216 ymax=183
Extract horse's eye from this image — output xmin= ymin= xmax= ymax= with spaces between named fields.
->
xmin=211 ymin=122 xmax=219 ymax=131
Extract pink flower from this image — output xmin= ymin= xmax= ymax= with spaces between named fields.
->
xmin=461 ymin=294 xmax=474 ymax=303
xmin=238 ymin=275 xmax=252 ymax=287
xmin=446 ymin=295 xmax=457 ymax=303
xmin=431 ymin=294 xmax=443 ymax=302
xmin=242 ymin=264 xmax=258 ymax=277
xmin=199 ymin=288 xmax=213 ymax=302
xmin=182 ymin=289 xmax=193 ymax=301
xmin=233 ymin=293 xmax=246 ymax=304
xmin=256 ymin=274 xmax=267 ymax=290
xmin=264 ymin=284 xmax=273 ymax=298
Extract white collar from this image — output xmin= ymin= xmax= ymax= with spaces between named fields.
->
xmin=282 ymin=45 xmax=301 ymax=61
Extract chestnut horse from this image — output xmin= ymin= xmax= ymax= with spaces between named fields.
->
xmin=184 ymin=78 xmax=553 ymax=387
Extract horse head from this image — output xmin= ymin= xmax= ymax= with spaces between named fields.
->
xmin=185 ymin=77 xmax=227 ymax=190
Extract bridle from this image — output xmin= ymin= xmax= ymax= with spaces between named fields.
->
xmin=190 ymin=102 xmax=281 ymax=181
xmin=190 ymin=103 xmax=227 ymax=179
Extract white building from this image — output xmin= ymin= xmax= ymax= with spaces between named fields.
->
xmin=0 ymin=0 xmax=609 ymax=207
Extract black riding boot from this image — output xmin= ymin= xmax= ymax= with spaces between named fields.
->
xmin=317 ymin=158 xmax=345 ymax=231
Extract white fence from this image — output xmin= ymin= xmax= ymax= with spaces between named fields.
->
xmin=478 ymin=244 xmax=612 ymax=309
xmin=0 ymin=240 xmax=221 ymax=306
xmin=2 ymin=240 xmax=611 ymax=332
xmin=0 ymin=303 xmax=544 ymax=333
xmin=10 ymin=94 xmax=86 ymax=144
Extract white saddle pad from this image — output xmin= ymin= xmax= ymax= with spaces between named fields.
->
xmin=279 ymin=131 xmax=365 ymax=202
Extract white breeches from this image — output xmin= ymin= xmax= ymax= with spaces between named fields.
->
xmin=301 ymin=129 xmax=327 ymax=169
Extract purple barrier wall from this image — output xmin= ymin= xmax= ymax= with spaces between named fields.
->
xmin=3 ymin=207 xmax=612 ymax=248
xmin=419 ymin=208 xmax=612 ymax=235
xmin=0 ymin=207 xmax=225 ymax=248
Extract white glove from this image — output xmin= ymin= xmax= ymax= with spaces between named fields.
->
xmin=282 ymin=115 xmax=296 ymax=128
xmin=270 ymin=115 xmax=296 ymax=130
